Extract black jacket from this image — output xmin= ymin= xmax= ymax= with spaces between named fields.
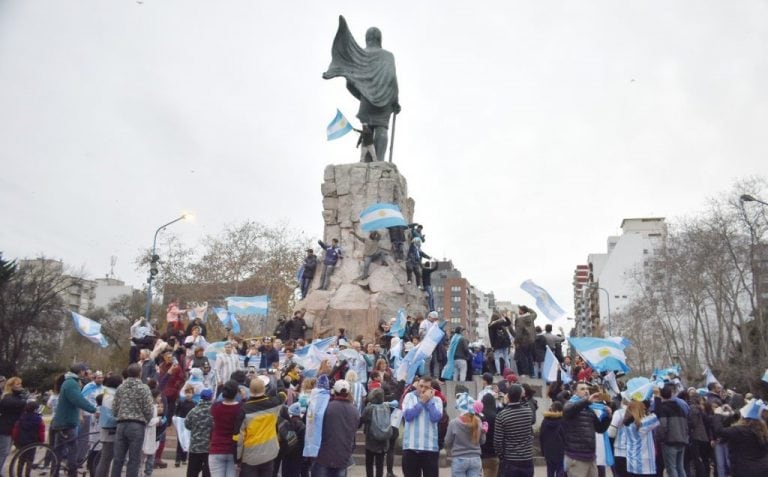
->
xmin=488 ymin=317 xmax=512 ymax=350
xmin=287 ymin=318 xmax=307 ymax=340
xmin=539 ymin=412 xmax=565 ymax=462
xmin=562 ymin=398 xmax=610 ymax=459
xmin=714 ymin=418 xmax=768 ymax=477
xmin=656 ymin=399 xmax=690 ymax=446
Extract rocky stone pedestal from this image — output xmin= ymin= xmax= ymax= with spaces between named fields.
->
xmin=298 ymin=162 xmax=427 ymax=341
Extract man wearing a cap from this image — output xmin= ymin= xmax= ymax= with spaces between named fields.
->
xmin=237 ymin=375 xmax=284 ymax=475
xmin=300 ymin=248 xmax=318 ymax=298
xmin=184 ymin=389 xmax=214 ymax=476
xmin=314 ymin=380 xmax=360 ymax=476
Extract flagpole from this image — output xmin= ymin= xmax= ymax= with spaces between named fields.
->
xmin=388 ymin=113 xmax=397 ymax=163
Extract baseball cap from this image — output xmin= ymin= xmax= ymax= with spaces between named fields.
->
xmin=200 ymin=389 xmax=213 ymax=401
xmin=333 ymin=379 xmax=350 ymax=394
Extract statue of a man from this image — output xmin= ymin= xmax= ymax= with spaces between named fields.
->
xmin=323 ymin=16 xmax=401 ymax=161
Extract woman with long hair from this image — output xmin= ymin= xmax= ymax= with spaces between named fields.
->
xmin=713 ymin=400 xmax=768 ymax=477
xmin=445 ymin=392 xmax=485 ymax=477
xmin=622 ymin=400 xmax=660 ymax=476
xmin=0 ymin=376 xmax=27 ymax=473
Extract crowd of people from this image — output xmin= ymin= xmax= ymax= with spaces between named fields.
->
xmin=1 ymin=300 xmax=767 ymax=477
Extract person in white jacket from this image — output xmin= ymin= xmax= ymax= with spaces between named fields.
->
xmin=141 ymin=392 xmax=162 ymax=476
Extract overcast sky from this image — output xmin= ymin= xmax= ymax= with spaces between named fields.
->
xmin=1 ymin=1 xmax=766 ymax=318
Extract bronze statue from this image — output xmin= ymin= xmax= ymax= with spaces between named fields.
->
xmin=323 ymin=16 xmax=401 ymax=162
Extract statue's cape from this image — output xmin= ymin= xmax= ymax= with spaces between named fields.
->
xmin=322 ymin=15 xmax=399 ymax=108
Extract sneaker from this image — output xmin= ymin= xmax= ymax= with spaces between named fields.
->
xmin=155 ymin=461 xmax=168 ymax=469
xmin=175 ymin=462 xmax=181 ymax=468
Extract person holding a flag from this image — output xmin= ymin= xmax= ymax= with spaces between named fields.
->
xmin=562 ymin=382 xmax=612 ymax=477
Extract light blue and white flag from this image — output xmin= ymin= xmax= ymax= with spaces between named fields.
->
xmin=604 ymin=371 xmax=620 ymax=395
xmin=542 ymin=345 xmax=560 ymax=383
xmin=389 ymin=336 xmax=403 ymax=370
xmin=326 ymin=109 xmax=353 ymax=140
xmin=387 ymin=309 xmax=407 ymax=338
xmin=622 ymin=377 xmax=654 ymax=402
xmin=214 ymin=307 xmax=240 ymax=334
xmin=359 ymin=203 xmax=407 ymax=232
xmin=520 ymin=279 xmax=567 ymax=322
xmin=653 ymin=365 xmax=681 ymax=381
xmin=226 ymin=295 xmax=269 ymax=316
xmin=568 ymin=337 xmax=630 ymax=373
xmin=762 ymin=369 xmax=768 ymax=384
xmin=396 ymin=324 xmax=445 ymax=384
xmin=704 ymin=367 xmax=720 ymax=386
xmin=294 ymin=336 xmax=337 ymax=376
xmin=71 ymin=312 xmax=109 ymax=348
xmin=606 ymin=336 xmax=632 ymax=349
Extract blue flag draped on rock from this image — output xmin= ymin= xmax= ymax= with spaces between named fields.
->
xmin=71 ymin=312 xmax=109 ymax=348
xmin=359 ymin=203 xmax=407 ymax=232
xmin=326 ymin=109 xmax=353 ymax=140
xmin=568 ymin=337 xmax=630 ymax=373
xmin=520 ymin=279 xmax=566 ymax=322
xmin=226 ymin=296 xmax=269 ymax=316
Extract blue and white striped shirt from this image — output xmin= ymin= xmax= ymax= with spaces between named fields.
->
xmin=402 ymin=392 xmax=443 ymax=452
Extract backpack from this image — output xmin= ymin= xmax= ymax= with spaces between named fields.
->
xmin=278 ymin=419 xmax=299 ymax=451
xmin=367 ymin=403 xmax=393 ymax=442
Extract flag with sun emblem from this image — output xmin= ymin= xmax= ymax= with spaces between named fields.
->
xmin=326 ymin=109 xmax=353 ymax=140
xmin=568 ymin=337 xmax=630 ymax=373
xmin=359 ymin=203 xmax=407 ymax=232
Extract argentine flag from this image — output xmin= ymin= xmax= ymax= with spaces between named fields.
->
xmin=387 ymin=309 xmax=407 ymax=338
xmin=704 ymin=367 xmax=720 ymax=385
xmin=226 ymin=296 xmax=269 ymax=316
xmin=294 ymin=336 xmax=337 ymax=376
xmin=763 ymin=369 xmax=768 ymax=384
xmin=359 ymin=203 xmax=407 ymax=232
xmin=541 ymin=346 xmax=560 ymax=383
xmin=568 ymin=336 xmax=630 ymax=373
xmin=214 ymin=307 xmax=240 ymax=334
xmin=396 ymin=324 xmax=445 ymax=383
xmin=71 ymin=312 xmax=109 ymax=348
xmin=520 ymin=280 xmax=567 ymax=322
xmin=326 ymin=109 xmax=353 ymax=140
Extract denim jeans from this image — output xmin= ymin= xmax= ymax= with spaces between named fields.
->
xmin=301 ymin=276 xmax=313 ymax=298
xmin=662 ymin=445 xmax=687 ymax=477
xmin=311 ymin=461 xmax=348 ymax=477
xmin=362 ymin=251 xmax=387 ymax=279
xmin=111 ymin=421 xmax=146 ymax=477
xmin=0 ymin=434 xmax=11 ymax=475
xmin=452 ymin=456 xmax=482 ymax=477
xmin=319 ymin=264 xmax=335 ymax=290
xmin=424 ymin=285 xmax=435 ymax=311
xmin=493 ymin=348 xmax=510 ymax=374
xmin=208 ymin=453 xmax=236 ymax=477
xmin=714 ymin=441 xmax=730 ymax=477
xmin=52 ymin=427 xmax=80 ymax=477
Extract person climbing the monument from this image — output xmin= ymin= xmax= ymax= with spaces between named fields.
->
xmin=408 ymin=223 xmax=425 ymax=243
xmin=323 ymin=16 xmax=401 ymax=162
xmin=354 ymin=124 xmax=378 ymax=162
xmin=387 ymin=225 xmax=407 ymax=262
xmin=317 ymin=238 xmax=342 ymax=290
xmin=406 ymin=236 xmax=430 ymax=288
xmin=349 ymin=229 xmax=388 ymax=281
xmin=300 ymin=248 xmax=317 ymax=298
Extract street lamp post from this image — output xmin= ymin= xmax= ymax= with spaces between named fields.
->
xmin=144 ymin=214 xmax=191 ymax=324
xmin=740 ymin=194 xmax=768 ymax=207
xmin=589 ymin=283 xmax=612 ymax=336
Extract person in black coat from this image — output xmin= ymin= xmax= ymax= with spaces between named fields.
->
xmin=300 ymin=249 xmax=318 ymax=298
xmin=540 ymin=401 xmax=565 ymax=477
xmin=480 ymin=393 xmax=499 ymax=477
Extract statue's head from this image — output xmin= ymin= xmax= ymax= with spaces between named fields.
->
xmin=365 ymin=27 xmax=382 ymax=48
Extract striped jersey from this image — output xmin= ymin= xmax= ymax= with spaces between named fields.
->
xmin=610 ymin=407 xmax=628 ymax=458
xmin=625 ymin=415 xmax=660 ymax=475
xmin=402 ymin=392 xmax=443 ymax=452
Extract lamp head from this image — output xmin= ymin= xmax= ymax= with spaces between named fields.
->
xmin=740 ymin=194 xmax=756 ymax=202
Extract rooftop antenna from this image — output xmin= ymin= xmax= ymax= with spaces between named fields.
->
xmin=109 ymin=256 xmax=117 ymax=278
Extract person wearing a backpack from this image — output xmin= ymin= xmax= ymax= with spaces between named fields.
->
xmin=280 ymin=403 xmax=307 ymax=477
xmin=361 ymin=388 xmax=392 ymax=477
